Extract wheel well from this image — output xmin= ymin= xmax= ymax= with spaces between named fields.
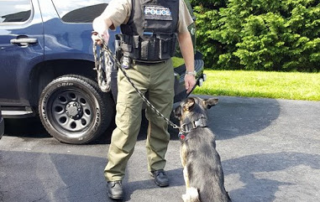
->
xmin=29 ymin=59 xmax=97 ymax=110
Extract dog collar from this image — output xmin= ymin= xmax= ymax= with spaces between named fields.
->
xmin=182 ymin=116 xmax=208 ymax=132
xmin=179 ymin=116 xmax=208 ymax=140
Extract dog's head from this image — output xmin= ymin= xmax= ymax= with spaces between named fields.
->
xmin=174 ymin=97 xmax=218 ymax=124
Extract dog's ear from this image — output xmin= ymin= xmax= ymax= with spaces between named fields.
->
xmin=184 ymin=97 xmax=195 ymax=111
xmin=173 ymin=106 xmax=182 ymax=118
xmin=204 ymin=98 xmax=219 ymax=109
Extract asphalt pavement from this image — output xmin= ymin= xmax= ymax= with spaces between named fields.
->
xmin=0 ymin=95 xmax=319 ymax=202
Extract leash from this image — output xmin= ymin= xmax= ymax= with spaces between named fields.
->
xmin=93 ymin=38 xmax=112 ymax=92
xmin=92 ymin=34 xmax=182 ymax=131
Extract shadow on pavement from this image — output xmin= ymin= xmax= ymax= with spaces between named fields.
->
xmin=223 ymin=152 xmax=320 ymax=202
xmin=208 ymin=96 xmax=280 ymax=140
xmin=124 ymin=168 xmax=185 ymax=201
xmin=0 ymin=150 xmax=110 ymax=202
xmin=169 ymin=96 xmax=281 ymax=140
xmin=2 ymin=96 xmax=281 ymax=143
xmin=1 ymin=150 xmax=319 ymax=202
xmin=4 ymin=117 xmax=49 ymax=138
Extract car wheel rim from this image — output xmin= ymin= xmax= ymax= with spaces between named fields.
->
xmin=48 ymin=89 xmax=94 ymax=136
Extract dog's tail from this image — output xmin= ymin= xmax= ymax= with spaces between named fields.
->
xmin=182 ymin=187 xmax=200 ymax=202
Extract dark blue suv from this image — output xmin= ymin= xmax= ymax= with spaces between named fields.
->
xmin=0 ymin=0 xmax=205 ymax=144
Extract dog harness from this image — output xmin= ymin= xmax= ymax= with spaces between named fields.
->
xmin=179 ymin=116 xmax=208 ymax=140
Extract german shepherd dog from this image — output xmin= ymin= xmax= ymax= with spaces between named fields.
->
xmin=174 ymin=97 xmax=231 ymax=202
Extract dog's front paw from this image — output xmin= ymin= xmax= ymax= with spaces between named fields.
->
xmin=182 ymin=187 xmax=200 ymax=202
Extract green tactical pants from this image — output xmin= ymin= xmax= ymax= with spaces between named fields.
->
xmin=104 ymin=59 xmax=174 ymax=181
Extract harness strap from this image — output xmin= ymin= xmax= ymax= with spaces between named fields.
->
xmin=182 ymin=117 xmax=207 ymax=132
xmin=179 ymin=116 xmax=208 ymax=140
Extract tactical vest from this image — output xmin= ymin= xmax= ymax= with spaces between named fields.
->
xmin=119 ymin=0 xmax=179 ymax=62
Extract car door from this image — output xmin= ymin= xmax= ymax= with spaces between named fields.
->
xmin=0 ymin=0 xmax=44 ymax=107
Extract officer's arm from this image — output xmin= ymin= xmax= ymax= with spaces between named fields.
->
xmin=178 ymin=31 xmax=194 ymax=73
xmin=93 ymin=17 xmax=114 ymax=34
xmin=92 ymin=17 xmax=112 ymax=46
xmin=92 ymin=0 xmax=130 ymax=44
xmin=93 ymin=0 xmax=131 ymax=31
xmin=178 ymin=31 xmax=196 ymax=93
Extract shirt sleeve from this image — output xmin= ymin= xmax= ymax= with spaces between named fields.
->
xmin=100 ymin=0 xmax=132 ymax=29
xmin=178 ymin=0 xmax=194 ymax=33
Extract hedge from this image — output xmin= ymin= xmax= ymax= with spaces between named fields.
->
xmin=191 ymin=0 xmax=320 ymax=72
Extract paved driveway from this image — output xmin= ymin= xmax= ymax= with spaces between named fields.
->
xmin=0 ymin=95 xmax=319 ymax=202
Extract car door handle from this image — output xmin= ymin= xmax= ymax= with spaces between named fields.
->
xmin=10 ymin=38 xmax=38 ymax=47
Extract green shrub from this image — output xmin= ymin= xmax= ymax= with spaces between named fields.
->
xmin=192 ymin=0 xmax=320 ymax=72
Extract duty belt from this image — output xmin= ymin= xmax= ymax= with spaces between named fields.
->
xmin=133 ymin=60 xmax=166 ymax=65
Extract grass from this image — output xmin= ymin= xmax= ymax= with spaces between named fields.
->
xmin=193 ymin=70 xmax=320 ymax=101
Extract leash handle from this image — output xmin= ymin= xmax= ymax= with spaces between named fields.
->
xmin=92 ymin=31 xmax=112 ymax=92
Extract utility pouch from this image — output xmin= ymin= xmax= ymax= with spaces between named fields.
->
xmin=141 ymin=41 xmax=149 ymax=60
xmin=115 ymin=34 xmax=122 ymax=62
xmin=132 ymin=35 xmax=140 ymax=59
xmin=148 ymin=37 xmax=157 ymax=60
xmin=119 ymin=33 xmax=177 ymax=62
xmin=156 ymin=34 xmax=177 ymax=60
xmin=119 ymin=34 xmax=132 ymax=52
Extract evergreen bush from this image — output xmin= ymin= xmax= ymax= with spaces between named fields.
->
xmin=191 ymin=0 xmax=320 ymax=72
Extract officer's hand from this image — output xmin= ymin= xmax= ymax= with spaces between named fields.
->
xmin=91 ymin=30 xmax=109 ymax=46
xmin=184 ymin=74 xmax=196 ymax=94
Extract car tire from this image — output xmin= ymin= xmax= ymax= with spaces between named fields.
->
xmin=38 ymin=74 xmax=114 ymax=144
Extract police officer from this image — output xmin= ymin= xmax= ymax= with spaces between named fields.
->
xmin=92 ymin=0 xmax=196 ymax=199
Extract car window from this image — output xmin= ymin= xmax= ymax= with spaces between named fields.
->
xmin=52 ymin=0 xmax=110 ymax=23
xmin=0 ymin=0 xmax=32 ymax=24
